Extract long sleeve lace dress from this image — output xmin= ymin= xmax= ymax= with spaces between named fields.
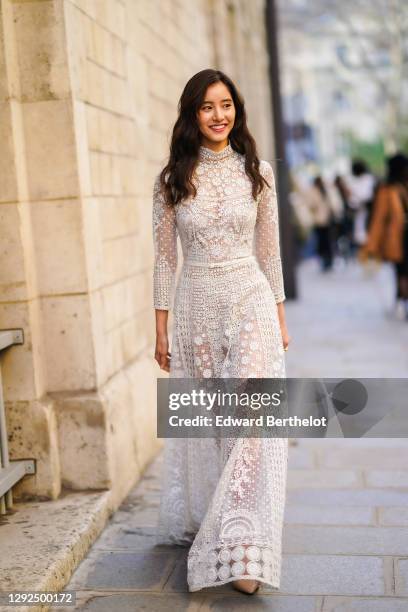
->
xmin=152 ymin=142 xmax=288 ymax=592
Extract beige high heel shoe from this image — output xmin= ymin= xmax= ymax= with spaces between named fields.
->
xmin=232 ymin=579 xmax=260 ymax=594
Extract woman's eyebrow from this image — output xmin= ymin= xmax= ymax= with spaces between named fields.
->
xmin=202 ymin=98 xmax=233 ymax=104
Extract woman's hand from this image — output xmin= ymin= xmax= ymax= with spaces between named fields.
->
xmin=280 ymin=322 xmax=291 ymax=351
xmin=155 ymin=332 xmax=171 ymax=372
xmin=276 ymin=302 xmax=291 ymax=352
xmin=155 ymin=309 xmax=171 ymax=372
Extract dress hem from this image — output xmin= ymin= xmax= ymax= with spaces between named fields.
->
xmin=188 ymin=575 xmax=280 ymax=593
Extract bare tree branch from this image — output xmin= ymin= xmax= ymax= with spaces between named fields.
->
xmin=277 ymin=0 xmax=408 ymax=150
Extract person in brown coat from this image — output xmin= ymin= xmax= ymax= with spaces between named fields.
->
xmin=360 ymin=153 xmax=408 ymax=318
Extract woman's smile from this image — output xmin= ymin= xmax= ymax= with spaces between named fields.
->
xmin=210 ymin=124 xmax=228 ymax=133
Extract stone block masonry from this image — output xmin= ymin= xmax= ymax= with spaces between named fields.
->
xmin=0 ymin=0 xmax=277 ymax=509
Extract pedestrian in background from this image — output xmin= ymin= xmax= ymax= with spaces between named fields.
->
xmin=288 ymin=172 xmax=314 ymax=259
xmin=360 ymin=153 xmax=408 ymax=320
xmin=306 ymin=176 xmax=336 ymax=271
xmin=347 ymin=160 xmax=376 ymax=251
xmin=334 ymin=174 xmax=353 ymax=261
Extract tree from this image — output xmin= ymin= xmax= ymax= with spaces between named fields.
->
xmin=278 ymin=0 xmax=408 ymax=152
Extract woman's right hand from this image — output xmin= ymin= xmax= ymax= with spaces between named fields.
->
xmin=155 ymin=332 xmax=171 ymax=372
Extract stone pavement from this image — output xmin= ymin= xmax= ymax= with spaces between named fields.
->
xmin=55 ymin=257 xmax=408 ymax=611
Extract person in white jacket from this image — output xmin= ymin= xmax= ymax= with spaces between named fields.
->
xmin=347 ymin=160 xmax=376 ymax=248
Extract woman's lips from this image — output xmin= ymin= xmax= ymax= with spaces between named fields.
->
xmin=210 ymin=124 xmax=227 ymax=132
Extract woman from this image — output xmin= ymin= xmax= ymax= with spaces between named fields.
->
xmin=360 ymin=153 xmax=408 ymax=319
xmin=306 ymin=176 xmax=336 ymax=271
xmin=348 ymin=160 xmax=376 ymax=249
xmin=334 ymin=175 xmax=353 ymax=261
xmin=152 ymin=69 xmax=290 ymax=594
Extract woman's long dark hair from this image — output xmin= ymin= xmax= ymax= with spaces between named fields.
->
xmin=386 ymin=153 xmax=408 ymax=185
xmin=314 ymin=176 xmax=327 ymax=198
xmin=159 ymin=68 xmax=269 ymax=206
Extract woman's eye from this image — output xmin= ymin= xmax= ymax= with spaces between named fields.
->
xmin=200 ymin=103 xmax=232 ymax=111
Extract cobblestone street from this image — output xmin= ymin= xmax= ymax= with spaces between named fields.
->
xmin=56 ymin=258 xmax=408 ymax=611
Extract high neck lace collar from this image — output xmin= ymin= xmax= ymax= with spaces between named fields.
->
xmin=198 ymin=142 xmax=234 ymax=162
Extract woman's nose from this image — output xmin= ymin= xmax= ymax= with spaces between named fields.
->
xmin=212 ymin=107 xmax=224 ymax=122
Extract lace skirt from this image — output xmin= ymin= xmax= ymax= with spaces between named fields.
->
xmin=156 ymin=255 xmax=289 ymax=591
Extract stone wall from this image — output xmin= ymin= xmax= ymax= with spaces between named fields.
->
xmin=0 ymin=0 xmax=276 ymax=503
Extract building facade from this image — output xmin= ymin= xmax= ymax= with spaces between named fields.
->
xmin=0 ymin=0 xmax=277 ymax=504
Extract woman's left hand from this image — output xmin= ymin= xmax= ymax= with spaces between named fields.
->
xmin=276 ymin=302 xmax=291 ymax=352
xmin=280 ymin=323 xmax=291 ymax=352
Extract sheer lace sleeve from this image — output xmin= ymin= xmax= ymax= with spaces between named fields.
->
xmin=152 ymin=174 xmax=178 ymax=310
xmin=254 ymin=161 xmax=286 ymax=303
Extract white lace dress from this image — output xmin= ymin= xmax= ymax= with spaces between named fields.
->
xmin=152 ymin=142 xmax=288 ymax=592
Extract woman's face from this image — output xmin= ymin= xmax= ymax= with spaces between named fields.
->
xmin=196 ymin=81 xmax=236 ymax=148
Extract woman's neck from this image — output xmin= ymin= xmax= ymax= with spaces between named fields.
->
xmin=200 ymin=138 xmax=229 ymax=153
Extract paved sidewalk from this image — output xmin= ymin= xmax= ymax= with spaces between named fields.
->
xmin=284 ymin=256 xmax=408 ymax=377
xmin=55 ymin=257 xmax=408 ymax=611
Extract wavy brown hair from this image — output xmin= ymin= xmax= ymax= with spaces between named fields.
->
xmin=159 ymin=68 xmax=269 ymax=206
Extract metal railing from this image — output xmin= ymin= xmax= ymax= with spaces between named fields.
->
xmin=0 ymin=329 xmax=35 ymax=514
